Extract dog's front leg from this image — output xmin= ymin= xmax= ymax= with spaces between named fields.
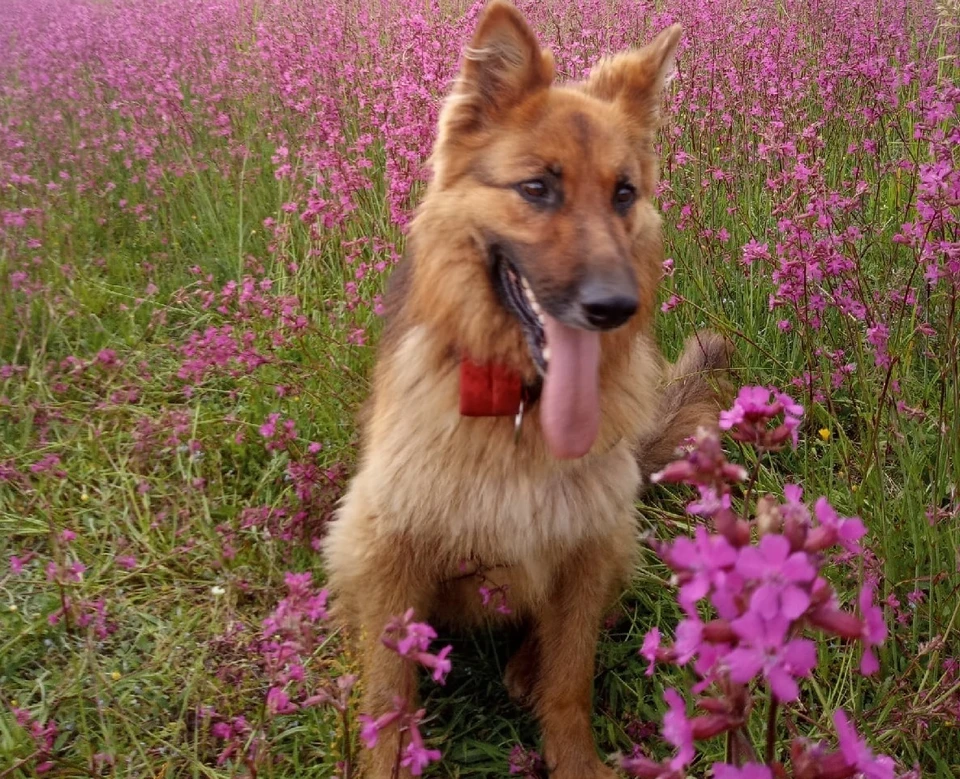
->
xmin=348 ymin=547 xmax=433 ymax=779
xmin=532 ymin=540 xmax=625 ymax=779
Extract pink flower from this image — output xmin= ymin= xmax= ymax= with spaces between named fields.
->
xmin=833 ymin=710 xmax=895 ymax=779
xmin=812 ymin=497 xmax=867 ymax=553
xmin=719 ymin=386 xmax=804 ymax=450
xmin=266 ymin=686 xmax=297 ymax=715
xmin=641 ymin=627 xmax=660 ymax=676
xmin=381 ymin=608 xmax=454 ymax=683
xmin=673 ymin=618 xmax=704 ymax=665
xmin=419 ymin=644 xmax=453 ymax=684
xmin=665 ymin=526 xmax=738 ymax=615
xmin=508 ymin=745 xmax=545 ymax=777
xmin=661 ymin=689 xmax=694 ymax=770
xmin=858 ymin=584 xmax=887 ymax=675
xmin=382 ymin=608 xmax=437 ymax=656
xmin=358 ymin=707 xmax=401 ymax=749
xmin=726 ymin=613 xmax=817 ymax=701
xmin=735 ymin=534 xmax=816 ymax=621
xmin=259 ymin=413 xmax=280 ymax=439
xmin=401 ymin=713 xmax=442 ymax=776
xmin=712 ymin=763 xmax=772 ymax=779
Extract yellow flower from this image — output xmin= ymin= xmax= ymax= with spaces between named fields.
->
xmin=80 ymin=491 xmax=90 ymax=502
xmin=8 ymin=604 xmax=17 ymax=612
xmin=111 ymin=671 xmax=121 ymax=681
xmin=818 ymin=428 xmax=831 ymax=441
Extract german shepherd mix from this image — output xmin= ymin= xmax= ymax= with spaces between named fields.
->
xmin=322 ymin=2 xmax=732 ymax=776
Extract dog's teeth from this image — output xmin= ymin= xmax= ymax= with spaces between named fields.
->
xmin=521 ymin=281 xmax=543 ymax=315
xmin=542 ymin=346 xmax=551 ymax=362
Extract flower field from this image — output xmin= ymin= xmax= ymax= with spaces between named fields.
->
xmin=1 ymin=0 xmax=958 ymax=775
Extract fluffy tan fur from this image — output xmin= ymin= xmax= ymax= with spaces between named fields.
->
xmin=321 ymin=3 xmax=733 ymax=777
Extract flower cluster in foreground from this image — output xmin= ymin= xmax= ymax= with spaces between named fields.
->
xmin=622 ymin=387 xmax=898 ymax=779
xmin=358 ymin=609 xmax=453 ymax=775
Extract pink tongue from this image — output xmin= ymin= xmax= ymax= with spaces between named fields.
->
xmin=540 ymin=314 xmax=601 ymax=459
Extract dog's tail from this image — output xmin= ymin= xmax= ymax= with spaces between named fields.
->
xmin=635 ymin=329 xmax=735 ymax=490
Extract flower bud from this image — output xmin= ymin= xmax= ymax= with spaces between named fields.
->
xmin=808 ymin=604 xmax=864 ymax=639
xmin=621 ymin=755 xmax=669 ymax=779
xmin=805 ymin=525 xmax=838 ymax=552
xmin=703 ymin=619 xmax=736 ymax=643
xmin=756 ymin=494 xmax=783 ymax=536
xmin=783 ymin=511 xmax=808 ymax=550
xmin=691 ymin=713 xmax=738 ymax=739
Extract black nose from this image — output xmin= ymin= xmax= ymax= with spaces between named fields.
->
xmin=579 ymin=277 xmax=638 ymax=330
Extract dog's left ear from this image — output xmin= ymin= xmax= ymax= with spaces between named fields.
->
xmin=582 ymin=23 xmax=682 ymax=126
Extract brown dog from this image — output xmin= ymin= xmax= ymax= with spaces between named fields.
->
xmin=322 ymin=2 xmax=732 ymax=776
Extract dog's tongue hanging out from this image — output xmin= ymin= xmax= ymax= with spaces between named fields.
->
xmin=539 ymin=314 xmax=601 ymax=459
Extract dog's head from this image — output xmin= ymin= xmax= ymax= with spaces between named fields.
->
xmin=407 ymin=1 xmax=680 ymax=459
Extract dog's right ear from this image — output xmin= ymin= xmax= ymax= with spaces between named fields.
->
xmin=448 ymin=1 xmax=554 ymax=132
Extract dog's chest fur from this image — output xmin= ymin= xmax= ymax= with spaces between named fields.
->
xmin=331 ymin=326 xmax=659 ymax=572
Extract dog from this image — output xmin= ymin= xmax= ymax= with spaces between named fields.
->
xmin=321 ymin=2 xmax=732 ymax=776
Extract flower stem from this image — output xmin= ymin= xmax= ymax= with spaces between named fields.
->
xmin=765 ymin=692 xmax=778 ymax=765
xmin=341 ymin=706 xmax=353 ymax=779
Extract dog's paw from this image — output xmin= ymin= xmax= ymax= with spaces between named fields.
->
xmin=503 ymin=636 xmax=539 ymax=706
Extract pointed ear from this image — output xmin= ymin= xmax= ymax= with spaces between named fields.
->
xmin=446 ymin=1 xmax=554 ymax=132
xmin=582 ymin=23 xmax=682 ymax=125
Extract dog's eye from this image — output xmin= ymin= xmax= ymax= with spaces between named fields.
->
xmin=517 ymin=179 xmax=551 ymax=203
xmin=614 ymin=183 xmax=636 ymax=213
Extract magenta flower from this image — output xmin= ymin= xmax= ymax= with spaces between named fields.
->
xmin=833 ymin=710 xmax=896 ymax=779
xmin=673 ymin=618 xmax=703 ymax=665
xmin=712 ymin=763 xmax=773 ymax=779
xmin=726 ymin=613 xmax=817 ymax=701
xmin=736 ymin=534 xmax=816 ymax=621
xmin=641 ymin=627 xmax=660 ymax=676
xmin=358 ymin=706 xmax=402 ymax=749
xmin=858 ymin=584 xmax=887 ymax=675
xmin=380 ymin=608 xmax=454 ymax=683
xmin=812 ymin=497 xmax=867 ymax=553
xmin=666 ymin=526 xmax=739 ymax=615
xmin=719 ymin=386 xmax=782 ymax=428
xmin=266 ymin=686 xmax=297 ymax=715
xmin=661 ymin=689 xmax=695 ymax=770
xmin=507 ymin=744 xmax=545 ymax=777
xmin=419 ymin=644 xmax=453 ymax=684
xmin=382 ymin=608 xmax=438 ymax=656
xmin=718 ymin=386 xmax=804 ymax=449
xmin=400 ymin=711 xmax=442 ymax=776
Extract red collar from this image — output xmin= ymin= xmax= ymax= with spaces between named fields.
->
xmin=460 ymin=356 xmax=538 ymax=417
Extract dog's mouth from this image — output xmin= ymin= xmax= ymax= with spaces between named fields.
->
xmin=491 ymin=248 xmax=601 ymax=460
xmin=494 ymin=252 xmax=550 ymax=377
